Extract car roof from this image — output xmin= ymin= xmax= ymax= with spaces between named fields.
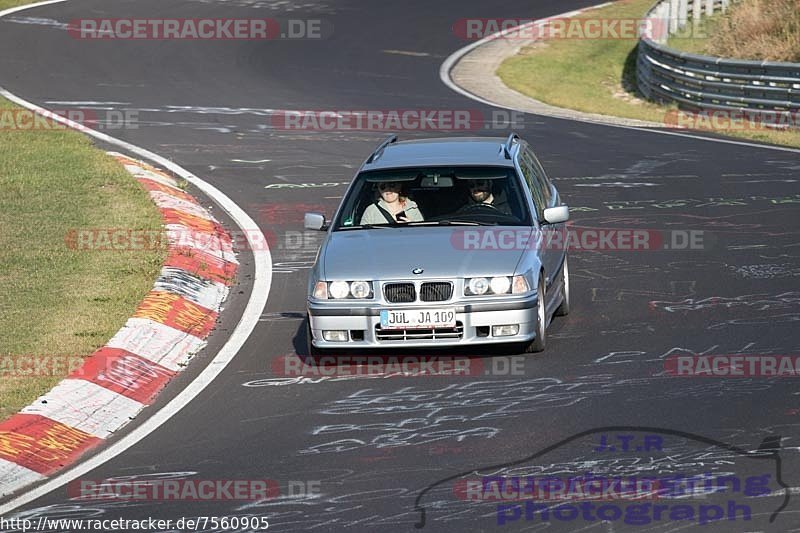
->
xmin=361 ymin=136 xmax=518 ymax=171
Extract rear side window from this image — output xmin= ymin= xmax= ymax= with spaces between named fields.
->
xmin=530 ymin=154 xmax=553 ymax=205
xmin=523 ymin=149 xmax=553 ymax=206
xmin=519 ymin=152 xmax=545 ymax=221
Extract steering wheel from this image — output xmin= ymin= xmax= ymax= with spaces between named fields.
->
xmin=461 ymin=201 xmax=500 ymax=212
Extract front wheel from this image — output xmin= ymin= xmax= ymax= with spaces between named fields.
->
xmin=524 ymin=273 xmax=547 ymax=353
xmin=555 ymin=254 xmax=570 ymax=317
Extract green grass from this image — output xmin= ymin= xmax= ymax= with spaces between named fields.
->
xmin=671 ymin=0 xmax=800 ymax=62
xmin=0 ymin=95 xmax=166 ymax=418
xmin=0 ymin=0 xmax=42 ymax=10
xmin=497 ymin=0 xmax=800 ymax=148
xmin=667 ymin=13 xmax=724 ymax=55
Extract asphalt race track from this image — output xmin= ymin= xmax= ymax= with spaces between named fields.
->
xmin=1 ymin=0 xmax=800 ymax=531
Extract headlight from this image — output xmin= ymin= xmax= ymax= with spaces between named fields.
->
xmin=466 ymin=277 xmax=489 ymax=295
xmin=350 ymin=281 xmax=371 ymax=299
xmin=314 ymin=281 xmax=374 ymax=299
xmin=490 ymin=276 xmax=511 ymax=295
xmin=329 ymin=281 xmax=350 ymax=299
xmin=465 ymin=275 xmax=528 ymax=296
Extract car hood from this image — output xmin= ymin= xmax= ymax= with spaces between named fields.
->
xmin=321 ymin=226 xmax=530 ymax=280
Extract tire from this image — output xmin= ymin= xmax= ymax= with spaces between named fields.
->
xmin=524 ymin=272 xmax=547 ymax=353
xmin=555 ymin=254 xmax=570 ymax=317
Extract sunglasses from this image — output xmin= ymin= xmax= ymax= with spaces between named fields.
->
xmin=378 ymin=182 xmax=401 ymax=191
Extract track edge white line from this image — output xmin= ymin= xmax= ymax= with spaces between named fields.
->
xmin=0 ymin=0 xmax=272 ymax=513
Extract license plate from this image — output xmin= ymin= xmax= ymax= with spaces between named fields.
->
xmin=380 ymin=309 xmax=456 ymax=329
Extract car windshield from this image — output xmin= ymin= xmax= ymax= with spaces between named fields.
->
xmin=332 ymin=166 xmax=531 ymax=230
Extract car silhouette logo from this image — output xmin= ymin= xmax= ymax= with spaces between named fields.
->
xmin=412 ymin=268 xmax=424 ymax=275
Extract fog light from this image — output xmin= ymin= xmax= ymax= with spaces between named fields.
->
xmin=492 ymin=325 xmax=519 ymax=337
xmin=322 ymin=330 xmax=349 ymax=342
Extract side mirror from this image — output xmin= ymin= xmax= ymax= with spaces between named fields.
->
xmin=304 ymin=212 xmax=326 ymax=231
xmin=543 ymin=205 xmax=569 ymax=225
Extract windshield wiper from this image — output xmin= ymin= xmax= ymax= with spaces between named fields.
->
xmin=406 ymin=220 xmax=497 ymax=227
xmin=338 ymin=224 xmax=395 ymax=230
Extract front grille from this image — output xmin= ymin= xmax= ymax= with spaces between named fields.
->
xmin=420 ymin=282 xmax=453 ymax=302
xmin=375 ymin=321 xmax=464 ymax=341
xmin=384 ymin=282 xmax=416 ymax=303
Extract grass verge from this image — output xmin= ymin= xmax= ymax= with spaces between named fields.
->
xmin=497 ymin=0 xmax=800 ymax=148
xmin=0 ymin=94 xmax=165 ymax=418
xmin=0 ymin=0 xmax=43 ymax=10
xmin=669 ymin=0 xmax=800 ymax=62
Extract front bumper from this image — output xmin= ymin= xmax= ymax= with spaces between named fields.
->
xmin=307 ymin=294 xmax=538 ymax=349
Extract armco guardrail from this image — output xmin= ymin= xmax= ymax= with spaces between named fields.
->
xmin=637 ymin=0 xmax=800 ymax=125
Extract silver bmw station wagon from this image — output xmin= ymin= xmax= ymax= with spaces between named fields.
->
xmin=304 ymin=133 xmax=570 ymax=354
